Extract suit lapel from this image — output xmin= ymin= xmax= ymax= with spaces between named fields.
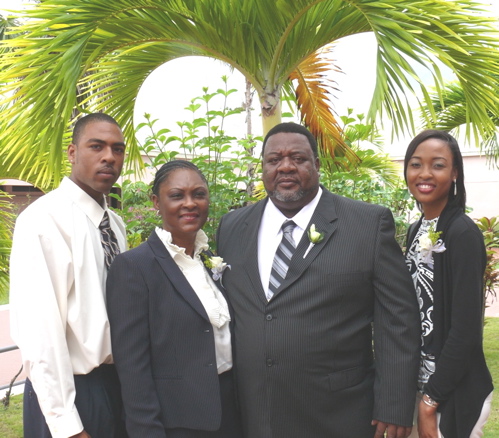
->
xmin=201 ymin=249 xmax=237 ymax=323
xmin=147 ymin=231 xmax=210 ymax=322
xmin=239 ymin=200 xmax=269 ymax=304
xmin=201 ymin=250 xmax=227 ymax=299
xmin=406 ymin=217 xmax=422 ymax=251
xmin=274 ymin=190 xmax=338 ymax=296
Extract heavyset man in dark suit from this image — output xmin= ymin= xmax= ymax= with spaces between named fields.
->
xmin=216 ymin=123 xmax=421 ymax=438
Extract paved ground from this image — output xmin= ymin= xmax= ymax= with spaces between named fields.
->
xmin=2 ymin=294 xmax=499 ymax=399
xmin=486 ymin=294 xmax=499 ymax=317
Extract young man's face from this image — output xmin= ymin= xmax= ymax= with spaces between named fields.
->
xmin=67 ymin=121 xmax=126 ymax=204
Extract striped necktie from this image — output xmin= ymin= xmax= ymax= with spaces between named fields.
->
xmin=99 ymin=211 xmax=120 ymax=270
xmin=267 ymin=220 xmax=297 ymax=300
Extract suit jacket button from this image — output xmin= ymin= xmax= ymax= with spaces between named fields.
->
xmin=265 ymin=314 xmax=273 ymax=321
xmin=204 ymin=329 xmax=210 ymax=333
xmin=266 ymin=359 xmax=273 ymax=367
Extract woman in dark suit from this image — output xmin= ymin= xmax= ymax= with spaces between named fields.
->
xmin=404 ymin=130 xmax=493 ymax=438
xmin=106 ymin=160 xmax=241 ymax=438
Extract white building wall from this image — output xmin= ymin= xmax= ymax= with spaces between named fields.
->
xmin=462 ymin=155 xmax=499 ymax=220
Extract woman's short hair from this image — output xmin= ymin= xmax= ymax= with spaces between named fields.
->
xmin=151 ymin=160 xmax=208 ymax=197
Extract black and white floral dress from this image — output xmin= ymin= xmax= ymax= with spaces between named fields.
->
xmin=405 ymin=217 xmax=439 ymax=391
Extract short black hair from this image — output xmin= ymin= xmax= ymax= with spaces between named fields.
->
xmin=404 ymin=129 xmax=466 ymax=212
xmin=152 ymin=160 xmax=208 ymax=197
xmin=72 ymin=113 xmax=121 ymax=144
xmin=262 ymin=122 xmax=318 ymax=158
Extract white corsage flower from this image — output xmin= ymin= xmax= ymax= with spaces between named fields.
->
xmin=303 ymin=224 xmax=324 ymax=258
xmin=418 ymin=234 xmax=433 ymax=251
xmin=202 ymin=254 xmax=231 ymax=281
xmin=418 ymin=224 xmax=446 ymax=268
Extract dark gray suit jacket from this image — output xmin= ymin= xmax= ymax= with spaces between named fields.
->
xmin=106 ymin=231 xmax=227 ymax=437
xmin=216 ymin=189 xmax=420 ymax=438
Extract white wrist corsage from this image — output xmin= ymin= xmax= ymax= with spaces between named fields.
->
xmin=303 ymin=224 xmax=324 ymax=258
xmin=202 ymin=254 xmax=231 ymax=282
xmin=418 ymin=224 xmax=446 ymax=268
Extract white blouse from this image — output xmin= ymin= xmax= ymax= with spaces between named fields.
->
xmin=155 ymin=227 xmax=232 ymax=374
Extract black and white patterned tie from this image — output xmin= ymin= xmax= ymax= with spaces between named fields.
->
xmin=267 ymin=220 xmax=297 ymax=300
xmin=99 ymin=211 xmax=120 ymax=270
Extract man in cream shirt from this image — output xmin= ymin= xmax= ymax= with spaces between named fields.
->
xmin=10 ymin=113 xmax=128 ymax=438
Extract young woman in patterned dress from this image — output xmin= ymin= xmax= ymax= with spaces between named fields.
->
xmin=404 ymin=130 xmax=493 ymax=438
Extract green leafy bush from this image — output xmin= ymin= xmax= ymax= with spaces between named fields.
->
xmin=114 ymin=78 xmax=260 ymax=249
xmin=476 ymin=217 xmax=499 ymax=304
xmin=319 ymin=111 xmax=415 ymax=246
xmin=114 ymin=84 xmax=413 ymax=251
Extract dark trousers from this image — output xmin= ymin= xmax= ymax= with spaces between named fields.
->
xmin=166 ymin=369 xmax=242 ymax=438
xmin=24 ymin=364 xmax=128 ymax=438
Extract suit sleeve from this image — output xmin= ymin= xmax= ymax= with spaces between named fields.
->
xmin=372 ymin=208 xmax=421 ymax=426
xmin=106 ymin=253 xmax=167 ymax=438
xmin=424 ymin=221 xmax=486 ymax=402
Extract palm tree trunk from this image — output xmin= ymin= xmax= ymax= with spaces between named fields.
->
xmin=244 ymin=79 xmax=253 ymax=137
xmin=260 ymin=88 xmax=282 ymax=135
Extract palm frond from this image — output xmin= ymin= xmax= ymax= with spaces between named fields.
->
xmin=345 ymin=147 xmax=402 ymax=187
xmin=289 ymin=46 xmax=360 ymax=167
xmin=420 ymin=83 xmax=469 ymax=130
xmin=1 ymin=0 xmax=499 ymax=187
xmin=0 ymin=14 xmax=19 ymax=40
xmin=420 ymin=80 xmax=499 ymax=167
xmin=361 ymin=0 xmax=499 ymax=141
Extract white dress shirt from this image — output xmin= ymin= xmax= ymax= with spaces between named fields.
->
xmin=155 ymin=227 xmax=233 ymax=374
xmin=9 ymin=177 xmax=127 ymax=438
xmin=258 ymin=187 xmax=322 ymax=293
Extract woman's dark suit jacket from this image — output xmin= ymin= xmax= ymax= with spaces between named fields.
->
xmin=407 ymin=204 xmax=493 ymax=438
xmin=106 ymin=230 xmax=230 ymax=438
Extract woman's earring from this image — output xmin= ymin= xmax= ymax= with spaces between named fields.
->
xmin=453 ymin=179 xmax=457 ymax=196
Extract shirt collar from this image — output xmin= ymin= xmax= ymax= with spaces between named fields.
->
xmin=264 ymin=187 xmax=323 ymax=235
xmin=59 ymin=177 xmax=108 ymax=227
xmin=155 ymin=227 xmax=210 ymax=260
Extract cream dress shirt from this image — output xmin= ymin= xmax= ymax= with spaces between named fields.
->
xmin=155 ymin=227 xmax=232 ymax=374
xmin=9 ymin=177 xmax=127 ymax=438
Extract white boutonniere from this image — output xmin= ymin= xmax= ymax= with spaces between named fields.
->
xmin=303 ymin=224 xmax=324 ymax=258
xmin=202 ymin=254 xmax=231 ymax=282
xmin=418 ymin=224 xmax=446 ymax=268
